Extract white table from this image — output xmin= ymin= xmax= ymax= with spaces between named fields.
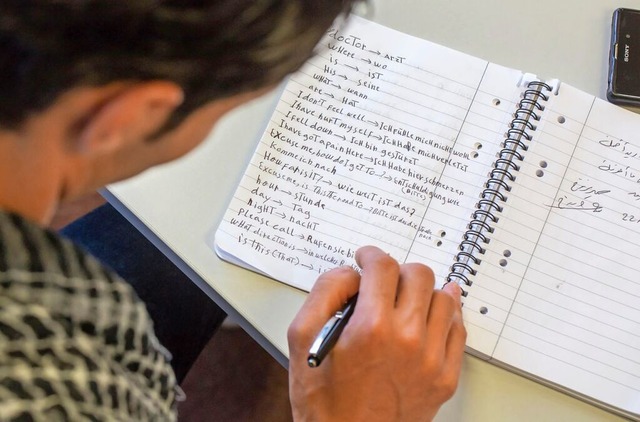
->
xmin=106 ymin=1 xmax=636 ymax=420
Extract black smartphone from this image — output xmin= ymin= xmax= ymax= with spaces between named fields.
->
xmin=607 ymin=8 xmax=640 ymax=106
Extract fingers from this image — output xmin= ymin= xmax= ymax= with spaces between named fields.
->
xmin=441 ymin=282 xmax=467 ymax=384
xmin=395 ymin=263 xmax=436 ymax=321
xmin=354 ymin=246 xmax=400 ymax=315
xmin=441 ymin=309 xmax=466 ymax=392
xmin=423 ymin=282 xmax=465 ymax=368
xmin=442 ymin=282 xmax=463 ymax=308
xmin=288 ymin=265 xmax=360 ymax=354
xmin=442 ymin=283 xmax=467 ymax=359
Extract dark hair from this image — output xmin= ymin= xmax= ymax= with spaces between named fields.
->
xmin=0 ymin=0 xmax=361 ymax=130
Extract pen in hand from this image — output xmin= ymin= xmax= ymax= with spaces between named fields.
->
xmin=307 ymin=294 xmax=358 ymax=368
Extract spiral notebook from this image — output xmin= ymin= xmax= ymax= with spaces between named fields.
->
xmin=213 ymin=16 xmax=640 ymax=419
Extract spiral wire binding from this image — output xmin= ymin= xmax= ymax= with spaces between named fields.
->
xmin=447 ymin=81 xmax=553 ymax=298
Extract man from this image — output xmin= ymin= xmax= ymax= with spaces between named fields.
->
xmin=0 ymin=1 xmax=466 ymax=420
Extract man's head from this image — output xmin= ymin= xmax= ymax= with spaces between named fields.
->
xmin=0 ymin=0 xmax=361 ymax=222
xmin=1 ymin=0 xmax=359 ymax=130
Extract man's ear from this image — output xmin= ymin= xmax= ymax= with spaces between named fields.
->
xmin=75 ymin=81 xmax=184 ymax=155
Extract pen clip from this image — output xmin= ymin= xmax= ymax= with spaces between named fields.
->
xmin=307 ymin=295 xmax=357 ymax=368
xmin=308 ymin=314 xmax=341 ymax=357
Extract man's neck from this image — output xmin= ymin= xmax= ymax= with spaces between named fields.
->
xmin=0 ymin=130 xmax=62 ymax=225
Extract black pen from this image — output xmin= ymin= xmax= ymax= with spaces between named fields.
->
xmin=307 ymin=294 xmax=358 ymax=368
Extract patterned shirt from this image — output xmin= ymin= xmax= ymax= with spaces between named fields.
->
xmin=0 ymin=210 xmax=178 ymax=421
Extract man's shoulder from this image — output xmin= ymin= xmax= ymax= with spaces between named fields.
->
xmin=0 ymin=209 xmax=141 ymax=323
xmin=0 ymin=209 xmax=120 ymax=283
xmin=0 ymin=210 xmax=178 ymax=420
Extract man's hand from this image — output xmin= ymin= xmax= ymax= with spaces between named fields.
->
xmin=288 ymin=246 xmax=466 ymax=422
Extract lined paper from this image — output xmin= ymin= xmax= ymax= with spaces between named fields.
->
xmin=215 ymin=16 xmax=522 ymax=297
xmin=485 ymin=86 xmax=640 ymax=415
xmin=214 ymin=16 xmax=640 ymax=418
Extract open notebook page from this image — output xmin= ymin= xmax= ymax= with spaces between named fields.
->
xmin=214 ymin=16 xmax=524 ymax=292
xmin=473 ymin=84 xmax=640 ymax=416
